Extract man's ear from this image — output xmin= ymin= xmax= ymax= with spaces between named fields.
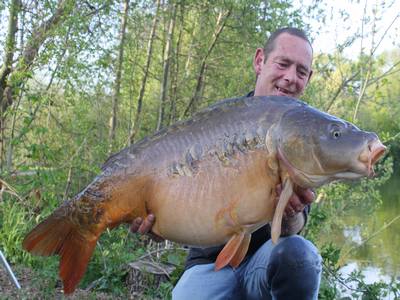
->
xmin=307 ymin=69 xmax=313 ymax=83
xmin=253 ymin=48 xmax=265 ymax=76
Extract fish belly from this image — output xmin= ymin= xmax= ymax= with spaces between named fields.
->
xmin=148 ymin=150 xmax=278 ymax=247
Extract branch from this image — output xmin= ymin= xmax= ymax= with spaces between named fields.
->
xmin=383 ymin=131 xmax=400 ymax=144
xmin=1 ymin=0 xmax=76 ymax=115
xmin=183 ymin=9 xmax=231 ymax=117
xmin=322 ymin=261 xmax=369 ymax=294
xmin=366 ymin=60 xmax=400 ymax=86
xmin=21 ymin=0 xmax=73 ymax=69
xmin=132 ymin=246 xmax=188 ymax=263
xmin=342 ymin=214 xmax=400 ymax=260
xmin=353 ymin=9 xmax=399 ymax=122
xmin=63 ymin=137 xmax=87 ymax=201
xmin=108 ymin=0 xmax=130 ymax=153
xmin=370 ymin=13 xmax=400 ymax=56
xmin=129 ymin=0 xmax=161 ymax=144
xmin=325 ymin=71 xmax=360 ymax=113
xmin=352 ymin=59 xmax=400 ymax=121
xmin=0 ymin=177 xmax=23 ymax=202
xmin=353 ymin=66 xmax=371 ymax=122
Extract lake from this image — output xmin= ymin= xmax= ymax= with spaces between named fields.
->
xmin=321 ymin=172 xmax=400 ymax=297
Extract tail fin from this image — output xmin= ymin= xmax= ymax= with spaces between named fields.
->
xmin=23 ymin=212 xmax=98 ymax=294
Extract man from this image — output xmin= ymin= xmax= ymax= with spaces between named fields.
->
xmin=131 ymin=27 xmax=322 ymax=299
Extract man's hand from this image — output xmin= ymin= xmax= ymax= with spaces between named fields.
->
xmin=275 ymin=184 xmax=315 ymax=217
xmin=276 ymin=183 xmax=315 ymax=235
xmin=130 ymin=214 xmax=164 ymax=242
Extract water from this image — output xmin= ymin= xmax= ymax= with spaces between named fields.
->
xmin=325 ymin=173 xmax=400 ymax=296
xmin=339 ymin=262 xmax=395 ymax=299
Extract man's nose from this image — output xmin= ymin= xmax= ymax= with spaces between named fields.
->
xmin=283 ymin=66 xmax=297 ymax=83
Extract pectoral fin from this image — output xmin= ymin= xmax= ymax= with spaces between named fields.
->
xmin=215 ymin=231 xmax=250 ymax=271
xmin=229 ymin=232 xmax=251 ymax=268
xmin=271 ymin=178 xmax=293 ymax=244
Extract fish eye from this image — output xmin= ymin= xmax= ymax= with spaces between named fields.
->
xmin=332 ymin=130 xmax=341 ymax=139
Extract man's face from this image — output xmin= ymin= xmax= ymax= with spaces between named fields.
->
xmin=253 ymin=33 xmax=313 ymax=98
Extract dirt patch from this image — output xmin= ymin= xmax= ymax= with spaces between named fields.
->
xmin=0 ymin=265 xmax=119 ymax=299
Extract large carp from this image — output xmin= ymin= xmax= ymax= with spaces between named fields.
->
xmin=23 ymin=96 xmax=386 ymax=294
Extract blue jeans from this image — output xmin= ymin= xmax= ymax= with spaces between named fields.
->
xmin=172 ymin=235 xmax=322 ymax=300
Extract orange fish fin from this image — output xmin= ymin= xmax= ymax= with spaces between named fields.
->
xmin=271 ymin=178 xmax=293 ymax=243
xmin=23 ymin=211 xmax=99 ymax=294
xmin=23 ymin=214 xmax=70 ymax=256
xmin=229 ymin=232 xmax=251 ymax=268
xmin=214 ymin=231 xmax=244 ymax=271
xmin=59 ymin=234 xmax=97 ymax=294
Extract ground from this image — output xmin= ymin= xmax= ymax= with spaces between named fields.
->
xmin=0 ymin=265 xmax=119 ymax=299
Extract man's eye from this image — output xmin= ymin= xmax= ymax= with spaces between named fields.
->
xmin=277 ymin=62 xmax=288 ymax=68
xmin=298 ymin=70 xmax=308 ymax=78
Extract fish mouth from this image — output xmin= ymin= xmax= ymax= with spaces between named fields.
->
xmin=358 ymin=139 xmax=386 ymax=177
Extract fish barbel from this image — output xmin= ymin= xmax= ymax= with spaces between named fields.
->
xmin=23 ymin=96 xmax=386 ymax=293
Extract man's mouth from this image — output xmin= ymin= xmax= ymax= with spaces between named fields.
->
xmin=275 ymin=86 xmax=293 ymax=96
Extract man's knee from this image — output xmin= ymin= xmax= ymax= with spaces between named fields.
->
xmin=173 ymin=264 xmax=241 ymax=300
xmin=267 ymin=235 xmax=322 ymax=295
xmin=271 ymin=235 xmax=321 ymax=268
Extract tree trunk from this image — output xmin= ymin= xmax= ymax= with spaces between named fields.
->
xmin=10 ymin=0 xmax=73 ymax=94
xmin=183 ymin=14 xmax=199 ymax=80
xmin=0 ymin=0 xmax=74 ymax=167
xmin=129 ymin=0 xmax=161 ymax=143
xmin=0 ymin=0 xmax=19 ymax=101
xmin=168 ymin=5 xmax=184 ymax=125
xmin=108 ymin=0 xmax=130 ymax=154
xmin=156 ymin=2 xmax=177 ymax=131
xmin=0 ymin=0 xmax=20 ymax=167
xmin=183 ymin=9 xmax=231 ymax=117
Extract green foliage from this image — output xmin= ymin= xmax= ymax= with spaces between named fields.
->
xmin=81 ymin=227 xmax=134 ymax=295
xmin=318 ymin=264 xmax=400 ymax=300
xmin=305 ymin=156 xmax=393 ymax=242
xmin=0 ymin=0 xmax=399 ymax=298
xmin=132 ymin=247 xmax=187 ymax=299
xmin=0 ymin=197 xmax=35 ymax=265
xmin=304 ymin=156 xmax=400 ymax=299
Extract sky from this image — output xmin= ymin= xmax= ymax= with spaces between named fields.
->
xmin=0 ymin=1 xmax=398 ymax=62
xmin=298 ymin=0 xmax=400 ymax=57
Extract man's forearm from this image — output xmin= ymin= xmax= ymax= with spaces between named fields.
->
xmin=280 ymin=211 xmax=306 ymax=235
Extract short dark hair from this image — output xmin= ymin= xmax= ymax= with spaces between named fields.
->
xmin=263 ymin=27 xmax=313 ymax=62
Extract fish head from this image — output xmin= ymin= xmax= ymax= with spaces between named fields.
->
xmin=275 ymin=105 xmax=387 ymax=188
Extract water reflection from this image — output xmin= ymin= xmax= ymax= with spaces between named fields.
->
xmin=350 ymin=173 xmax=400 ymax=278
xmin=343 ymin=226 xmax=363 ymax=245
xmin=339 ymin=262 xmax=394 ymax=299
xmin=319 ymin=173 xmax=400 ymax=292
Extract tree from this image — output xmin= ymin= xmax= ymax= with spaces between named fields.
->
xmin=182 ymin=7 xmax=231 ymax=117
xmin=156 ymin=1 xmax=177 ymax=131
xmin=129 ymin=0 xmax=161 ymax=143
xmin=109 ymin=0 xmax=130 ymax=153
